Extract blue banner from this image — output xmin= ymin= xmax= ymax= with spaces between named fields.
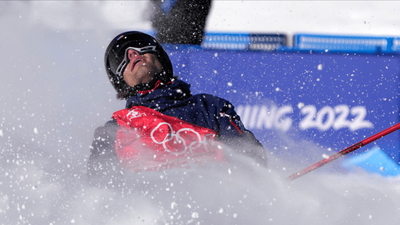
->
xmin=166 ymin=45 xmax=400 ymax=170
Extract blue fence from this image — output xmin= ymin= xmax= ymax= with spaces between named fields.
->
xmin=149 ymin=31 xmax=400 ymax=53
xmin=201 ymin=32 xmax=287 ymax=51
xmin=290 ymin=33 xmax=400 ymax=53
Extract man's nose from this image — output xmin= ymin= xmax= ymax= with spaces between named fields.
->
xmin=132 ymin=50 xmax=139 ymax=56
xmin=128 ymin=49 xmax=140 ymax=59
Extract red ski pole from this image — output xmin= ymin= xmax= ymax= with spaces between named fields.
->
xmin=287 ymin=122 xmax=400 ymax=181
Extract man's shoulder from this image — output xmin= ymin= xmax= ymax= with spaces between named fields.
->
xmin=191 ymin=93 xmax=228 ymax=102
xmin=187 ymin=94 xmax=234 ymax=113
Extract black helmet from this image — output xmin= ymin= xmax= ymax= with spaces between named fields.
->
xmin=104 ymin=31 xmax=174 ymax=93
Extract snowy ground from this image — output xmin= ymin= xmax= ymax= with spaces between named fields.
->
xmin=2 ymin=1 xmax=400 ymax=224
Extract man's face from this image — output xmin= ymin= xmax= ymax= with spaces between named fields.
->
xmin=123 ymin=49 xmax=163 ymax=87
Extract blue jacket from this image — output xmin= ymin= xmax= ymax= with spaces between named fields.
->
xmin=126 ymin=80 xmax=251 ymax=140
xmin=87 ymin=80 xmax=267 ymax=183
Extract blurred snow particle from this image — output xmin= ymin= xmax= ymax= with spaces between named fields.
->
xmin=297 ymin=102 xmax=305 ymax=109
xmin=317 ymin=64 xmax=323 ymax=70
xmin=218 ymin=208 xmax=224 ymax=213
xmin=227 ymin=82 xmax=233 ymax=86
xmin=275 ymin=87 xmax=280 ymax=92
xmin=233 ymin=213 xmax=238 ymax=218
xmin=0 ymin=130 xmax=3 ymax=137
xmin=191 ymin=212 xmax=199 ymax=218
xmin=322 ymin=154 xmax=329 ymax=159
xmin=34 ymin=127 xmax=38 ymax=134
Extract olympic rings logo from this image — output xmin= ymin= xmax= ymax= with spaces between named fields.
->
xmin=150 ymin=122 xmax=214 ymax=156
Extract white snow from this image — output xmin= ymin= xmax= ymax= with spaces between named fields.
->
xmin=206 ymin=1 xmax=400 ymax=37
xmin=1 ymin=1 xmax=400 ymax=224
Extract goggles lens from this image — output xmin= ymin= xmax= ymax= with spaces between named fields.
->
xmin=116 ymin=46 xmax=157 ymax=75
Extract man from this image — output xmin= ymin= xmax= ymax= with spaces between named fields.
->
xmin=87 ymin=31 xmax=267 ymax=182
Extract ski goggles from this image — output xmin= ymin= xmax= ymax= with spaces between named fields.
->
xmin=116 ymin=46 xmax=157 ymax=75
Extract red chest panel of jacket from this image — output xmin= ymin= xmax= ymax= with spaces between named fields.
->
xmin=112 ymin=106 xmax=225 ymax=172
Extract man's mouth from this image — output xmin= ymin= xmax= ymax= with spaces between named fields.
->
xmin=131 ymin=59 xmax=143 ymax=71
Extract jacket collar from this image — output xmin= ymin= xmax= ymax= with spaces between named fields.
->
xmin=125 ymin=80 xmax=192 ymax=109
